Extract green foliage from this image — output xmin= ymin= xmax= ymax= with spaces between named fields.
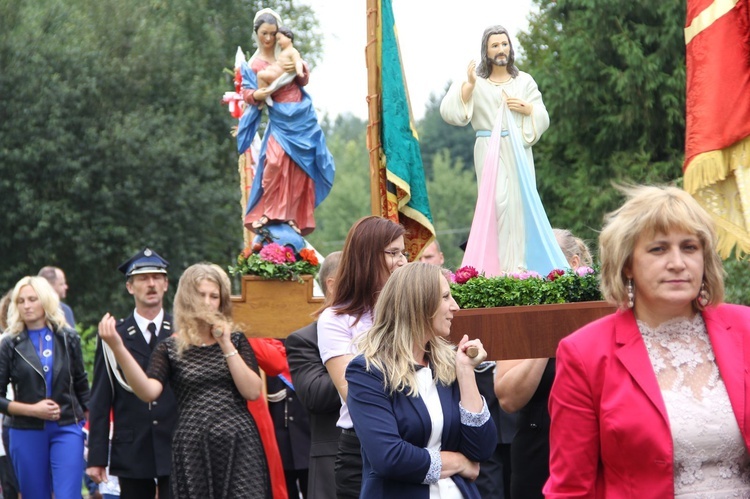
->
xmin=0 ymin=0 xmax=322 ymax=328
xmin=450 ymin=269 xmax=602 ymax=309
xmin=309 ymin=116 xmax=477 ymax=269
xmin=417 ymin=87 xmax=475 ymax=178
xmin=306 ymin=114 xmax=371 ymax=256
xmin=425 ymin=149 xmax=477 ymax=269
xmin=78 ymin=324 xmax=99 ymax=383
xmin=518 ymin=0 xmax=686 ymax=245
xmin=724 ymin=258 xmax=750 ymax=306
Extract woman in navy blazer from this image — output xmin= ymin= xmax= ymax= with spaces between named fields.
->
xmin=346 ymin=263 xmax=497 ymax=499
xmin=545 ymin=185 xmax=750 ymax=497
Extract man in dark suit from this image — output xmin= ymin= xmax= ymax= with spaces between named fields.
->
xmin=86 ymin=248 xmax=178 ymax=499
xmin=38 ymin=266 xmax=76 ymax=328
xmin=267 ymin=371 xmax=311 ymax=498
xmin=286 ymin=251 xmax=342 ymax=499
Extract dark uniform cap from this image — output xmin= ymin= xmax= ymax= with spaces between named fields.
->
xmin=118 ymin=248 xmax=169 ymax=278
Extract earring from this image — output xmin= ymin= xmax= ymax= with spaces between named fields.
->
xmin=627 ymin=279 xmax=634 ymax=309
xmin=697 ymin=281 xmax=709 ymax=307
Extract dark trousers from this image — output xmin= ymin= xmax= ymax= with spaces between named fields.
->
xmin=307 ymin=454 xmax=336 ymax=499
xmin=1 ymin=425 xmax=18 ymax=499
xmin=476 ymin=443 xmax=512 ymax=499
xmin=285 ymin=468 xmax=309 ymax=499
xmin=119 ymin=476 xmax=170 ymax=499
xmin=334 ymin=429 xmax=362 ymax=499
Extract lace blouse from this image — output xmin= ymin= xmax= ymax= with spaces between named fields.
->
xmin=639 ymin=315 xmax=750 ymax=497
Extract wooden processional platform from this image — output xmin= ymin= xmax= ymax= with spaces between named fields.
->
xmin=231 ymin=276 xmax=615 ymax=360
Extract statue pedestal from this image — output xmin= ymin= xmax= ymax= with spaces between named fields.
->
xmin=232 ymin=275 xmax=615 ymax=358
xmin=449 ymin=301 xmax=616 ymax=360
xmin=231 ymin=275 xmax=323 ymax=338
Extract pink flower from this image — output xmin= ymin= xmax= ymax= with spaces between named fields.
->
xmin=576 ymin=266 xmax=595 ymax=276
xmin=259 ymin=243 xmax=287 ymax=264
xmin=510 ymin=271 xmax=542 ymax=280
xmin=454 ymin=266 xmax=479 ymax=284
xmin=285 ymin=249 xmax=296 ymax=263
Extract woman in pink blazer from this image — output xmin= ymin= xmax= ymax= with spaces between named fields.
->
xmin=544 ymin=185 xmax=750 ymax=498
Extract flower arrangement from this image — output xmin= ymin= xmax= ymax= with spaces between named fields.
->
xmin=229 ymin=243 xmax=320 ymax=282
xmin=450 ymin=266 xmax=602 ymax=309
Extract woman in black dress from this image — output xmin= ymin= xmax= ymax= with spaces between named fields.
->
xmin=99 ymin=263 xmax=270 ymax=498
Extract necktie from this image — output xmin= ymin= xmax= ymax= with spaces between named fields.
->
xmin=147 ymin=322 xmax=158 ymax=350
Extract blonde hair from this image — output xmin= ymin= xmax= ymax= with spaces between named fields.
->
xmin=173 ymin=263 xmax=235 ymax=354
xmin=0 ymin=289 xmax=12 ymax=331
xmin=553 ymin=228 xmax=593 ymax=268
xmin=6 ymin=276 xmax=66 ymax=335
xmin=599 ymin=185 xmax=724 ymax=309
xmin=356 ymin=263 xmax=456 ymax=397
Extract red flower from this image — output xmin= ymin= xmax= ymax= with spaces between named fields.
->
xmin=299 ymin=248 xmax=319 ymax=266
xmin=454 ymin=266 xmax=479 ymax=284
xmin=241 ymin=247 xmax=253 ymax=259
xmin=285 ymin=249 xmax=297 ymax=263
xmin=547 ymin=269 xmax=565 ymax=281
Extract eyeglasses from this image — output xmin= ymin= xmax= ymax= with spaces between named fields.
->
xmin=384 ymin=249 xmax=410 ymax=260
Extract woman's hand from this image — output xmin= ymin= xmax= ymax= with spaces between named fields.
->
xmin=31 ymin=399 xmax=61 ymax=420
xmin=213 ymin=321 xmax=233 ymax=350
xmin=506 ymin=97 xmax=533 ymax=116
xmin=98 ymin=313 xmax=123 ymax=350
xmin=440 ymin=450 xmax=480 ymax=480
xmin=456 ymin=334 xmax=486 ymax=369
xmin=86 ymin=466 xmax=108 ymax=485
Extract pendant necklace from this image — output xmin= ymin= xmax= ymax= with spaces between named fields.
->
xmin=38 ymin=329 xmax=53 ymax=373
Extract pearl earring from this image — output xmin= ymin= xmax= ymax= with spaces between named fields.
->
xmin=627 ymin=279 xmax=634 ymax=309
xmin=697 ymin=282 xmax=709 ymax=307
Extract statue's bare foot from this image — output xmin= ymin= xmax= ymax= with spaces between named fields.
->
xmin=252 ymin=215 xmax=270 ymax=230
xmin=287 ymin=220 xmax=301 ymax=234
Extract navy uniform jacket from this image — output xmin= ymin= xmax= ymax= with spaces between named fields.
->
xmin=267 ymin=373 xmax=311 ymax=471
xmin=88 ymin=314 xmax=177 ymax=478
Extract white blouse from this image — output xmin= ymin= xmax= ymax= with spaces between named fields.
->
xmin=639 ymin=315 xmax=750 ymax=497
xmin=416 ymin=367 xmax=462 ymax=499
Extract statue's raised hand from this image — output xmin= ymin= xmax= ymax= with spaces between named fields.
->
xmin=466 ymin=60 xmax=477 ymax=86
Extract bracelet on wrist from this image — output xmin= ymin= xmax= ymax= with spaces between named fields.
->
xmin=224 ymin=349 xmax=239 ymax=359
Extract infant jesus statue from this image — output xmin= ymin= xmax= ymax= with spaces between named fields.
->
xmin=256 ymin=26 xmax=304 ymax=106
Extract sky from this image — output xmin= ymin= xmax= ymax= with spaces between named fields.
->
xmin=299 ymin=0 xmax=535 ymax=121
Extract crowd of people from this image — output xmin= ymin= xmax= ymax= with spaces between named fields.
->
xmin=2 ymin=8 xmax=749 ymax=498
xmin=1 ymin=183 xmax=750 ymax=498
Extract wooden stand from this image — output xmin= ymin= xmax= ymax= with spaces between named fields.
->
xmin=449 ymin=301 xmax=616 ymax=360
xmin=231 ymin=275 xmax=323 ymax=338
xmin=232 ymin=276 xmax=615 ymax=358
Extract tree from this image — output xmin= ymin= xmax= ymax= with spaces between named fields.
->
xmin=417 ymin=85 xmax=475 ymax=178
xmin=425 ymin=150 xmax=477 ymax=270
xmin=306 ymin=114 xmax=371 ymax=256
xmin=518 ymin=0 xmax=686 ymax=244
xmin=0 ymin=0 xmax=322 ymax=325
